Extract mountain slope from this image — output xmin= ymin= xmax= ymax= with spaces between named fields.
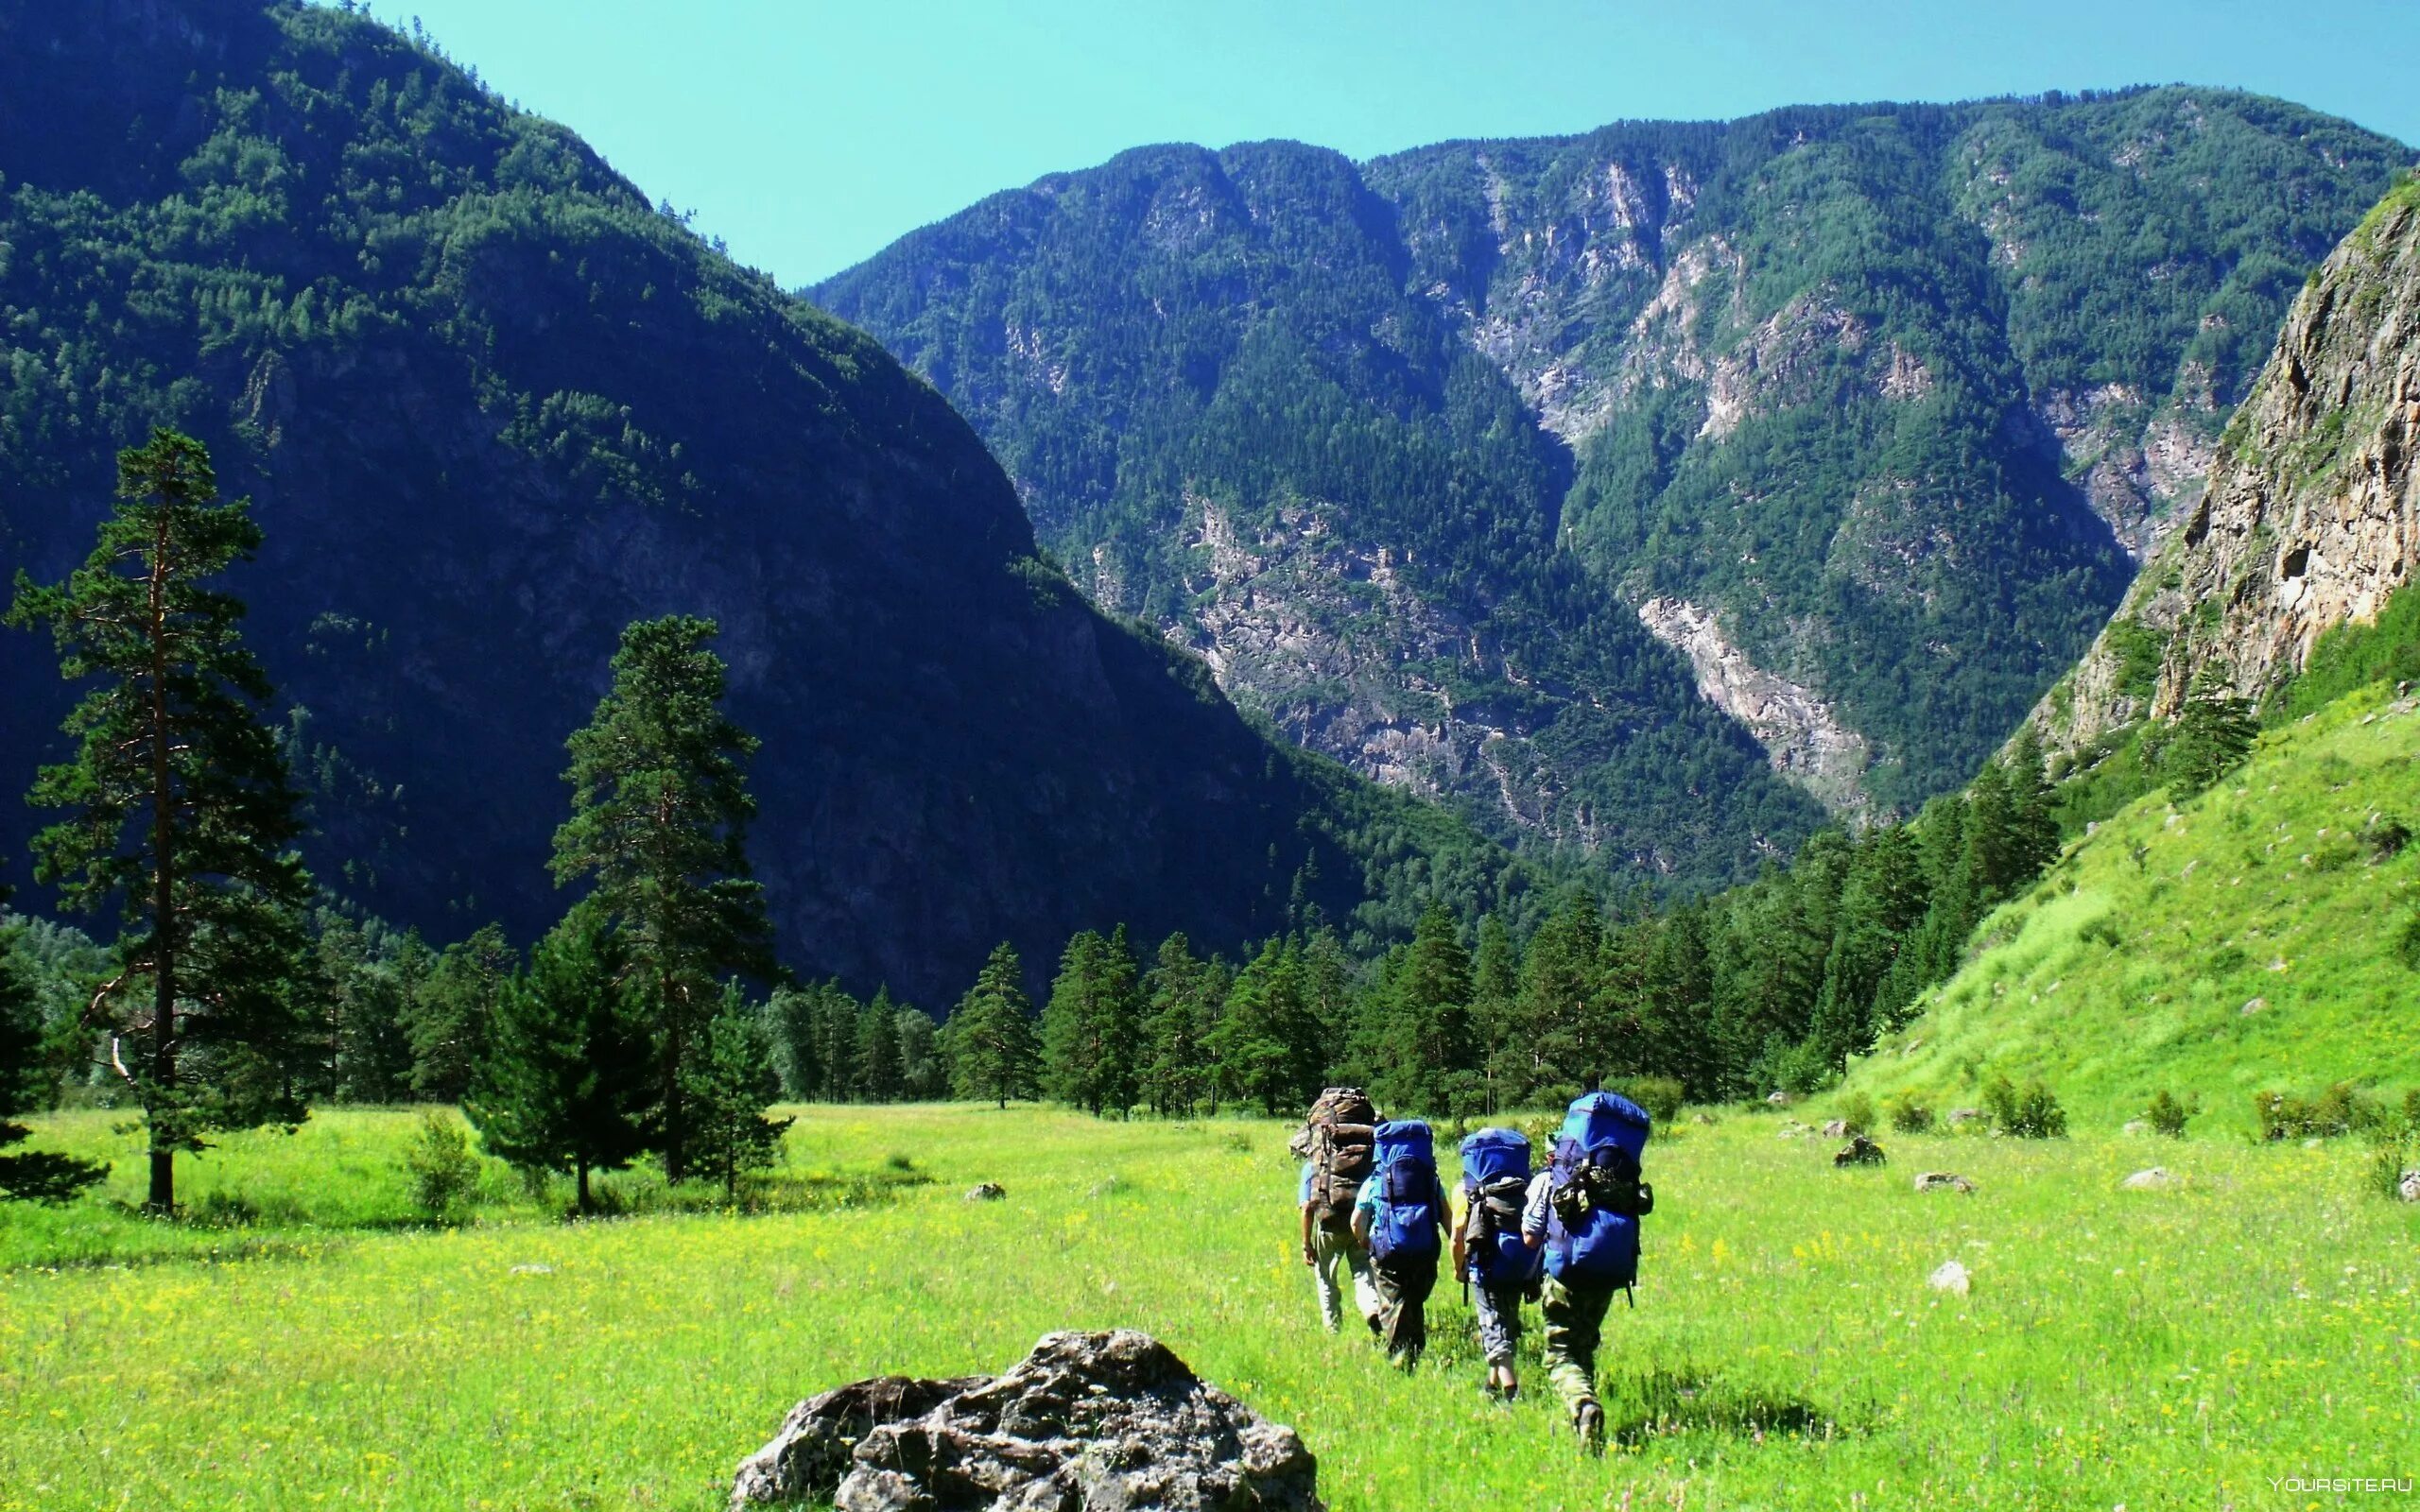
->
xmin=2037 ymin=175 xmax=2420 ymax=748
xmin=0 ymin=0 xmax=1527 ymax=1002
xmin=817 ymin=92 xmax=2407 ymax=868
xmin=1849 ymin=682 xmax=2418 ymax=1125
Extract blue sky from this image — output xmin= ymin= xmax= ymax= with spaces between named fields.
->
xmin=373 ymin=1 xmax=2420 ymax=289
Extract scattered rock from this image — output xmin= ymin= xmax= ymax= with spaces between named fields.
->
xmin=2303 ymin=1137 xmax=2325 ymax=1149
xmin=1945 ymin=1108 xmax=1983 ymax=1127
xmin=2399 ymin=1171 xmax=2420 ymax=1203
xmin=2241 ymin=997 xmax=2267 ymax=1016
xmin=1833 ymin=1135 xmax=1888 ymax=1167
xmin=510 ymin=1263 xmax=554 ymax=1276
xmin=1912 ymin=1172 xmax=1975 ymax=1194
xmin=2120 ymin=1167 xmax=2176 ymax=1192
xmin=963 ymin=1182 xmax=1007 ymax=1202
xmin=1927 ymin=1260 xmax=1971 ymax=1296
xmin=1821 ymin=1118 xmax=1849 ymax=1138
xmin=1775 ymin=1121 xmax=1812 ymax=1140
xmin=2121 ymin=1120 xmax=2149 ymax=1136
xmin=731 ymin=1330 xmax=1323 ymax=1512
xmin=1690 ymin=1112 xmax=1718 ymax=1126
xmin=1766 ymin=1091 xmax=1797 ymax=1108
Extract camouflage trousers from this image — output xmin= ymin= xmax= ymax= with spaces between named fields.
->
xmin=1372 ymin=1253 xmax=1439 ymax=1366
xmin=1541 ymin=1276 xmax=1619 ymax=1420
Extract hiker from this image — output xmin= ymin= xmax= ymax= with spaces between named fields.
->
xmin=1352 ymin=1118 xmax=1448 ymax=1368
xmin=1453 ymin=1126 xmax=1544 ymax=1400
xmin=1294 ymin=1088 xmax=1382 ymax=1335
xmin=1524 ymin=1085 xmax=1655 ymax=1454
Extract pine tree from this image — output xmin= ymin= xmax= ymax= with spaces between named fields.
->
xmin=949 ymin=943 xmax=1041 ymax=1108
xmin=817 ymin=984 xmax=861 ymax=1101
xmin=1636 ymin=904 xmax=1719 ymax=1097
xmin=0 ymin=910 xmax=108 ymax=1202
xmin=1515 ymin=893 xmax=1603 ymax=1099
xmin=1807 ymin=825 xmax=1930 ymax=1067
xmin=681 ymin=984 xmax=793 ymax=1199
xmin=762 ymin=984 xmax=822 ymax=1100
xmin=7 ymin=429 xmax=316 ymax=1211
xmin=1209 ymin=938 xmax=1321 ymax=1115
xmin=2164 ymin=668 xmax=2259 ymax=799
xmin=1041 ymin=927 xmax=1142 ymax=1117
xmin=320 ymin=915 xmax=413 ymax=1104
xmin=407 ymin=923 xmax=512 ymax=1101
xmin=856 ymin=988 xmax=904 ymax=1104
xmin=895 ymin=1005 xmax=944 ymax=1100
xmin=1139 ymin=933 xmax=1216 ymax=1116
xmin=465 ymin=903 xmax=655 ymax=1213
xmin=1377 ymin=902 xmax=1478 ymax=1115
xmin=551 ymin=615 xmax=772 ymax=1180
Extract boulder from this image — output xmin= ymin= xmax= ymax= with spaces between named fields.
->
xmin=964 ymin=1182 xmax=1007 ymax=1202
xmin=732 ymin=1330 xmax=1323 ymax=1512
xmin=1821 ymin=1118 xmax=1849 ymax=1138
xmin=1912 ymin=1172 xmax=1975 ymax=1194
xmin=1927 ymin=1260 xmax=1971 ymax=1296
xmin=2399 ymin=1170 xmax=2420 ymax=1203
xmin=2120 ymin=1167 xmax=2175 ymax=1192
xmin=2120 ymin=1120 xmax=2149 ymax=1136
xmin=1833 ymin=1135 xmax=1887 ymax=1167
xmin=1775 ymin=1120 xmax=1813 ymax=1140
xmin=1766 ymin=1091 xmax=1797 ymax=1108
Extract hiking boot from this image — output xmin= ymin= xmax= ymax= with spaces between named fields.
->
xmin=1501 ymin=1381 xmax=1520 ymax=1403
xmin=1574 ymin=1401 xmax=1605 ymax=1457
xmin=1365 ymin=1314 xmax=1382 ymax=1340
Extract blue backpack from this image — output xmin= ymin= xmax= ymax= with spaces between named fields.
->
xmin=1366 ymin=1120 xmax=1442 ymax=1265
xmin=1545 ymin=1091 xmax=1654 ymax=1289
xmin=1458 ymin=1127 xmax=1543 ymax=1289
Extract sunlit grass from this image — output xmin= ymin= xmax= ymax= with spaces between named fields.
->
xmin=4 ymin=1102 xmax=2415 ymax=1510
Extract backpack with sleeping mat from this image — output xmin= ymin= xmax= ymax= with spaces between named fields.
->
xmin=1545 ymin=1091 xmax=1654 ymax=1290
xmin=1302 ymin=1087 xmax=1377 ymax=1235
xmin=1458 ymin=1126 xmax=1544 ymax=1289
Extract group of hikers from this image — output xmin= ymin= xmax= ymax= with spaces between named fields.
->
xmin=1290 ymin=1077 xmax=1655 ymax=1455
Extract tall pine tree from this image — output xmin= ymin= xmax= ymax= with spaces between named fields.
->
xmin=551 ymin=615 xmax=772 ymax=1180
xmin=949 ymin=943 xmax=1041 ymax=1108
xmin=1041 ymin=927 xmax=1142 ymax=1117
xmin=1138 ymin=932 xmax=1216 ymax=1116
xmin=682 ymin=984 xmax=794 ymax=1198
xmin=0 ymin=906 xmax=108 ymax=1202
xmin=7 ymin=430 xmax=315 ymax=1211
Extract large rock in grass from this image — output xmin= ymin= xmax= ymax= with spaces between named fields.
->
xmin=732 ymin=1329 xmax=1323 ymax=1511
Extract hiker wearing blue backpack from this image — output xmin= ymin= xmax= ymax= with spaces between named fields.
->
xmin=1453 ymin=1127 xmax=1546 ymax=1400
xmin=1350 ymin=1118 xmax=1449 ymax=1367
xmin=1523 ymin=1084 xmax=1655 ymax=1454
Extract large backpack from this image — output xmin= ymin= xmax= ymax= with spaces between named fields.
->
xmin=1366 ymin=1119 xmax=1442 ymax=1266
xmin=1544 ymin=1091 xmax=1654 ymax=1289
xmin=1458 ymin=1127 xmax=1543 ymax=1289
xmin=1302 ymin=1087 xmax=1377 ymax=1234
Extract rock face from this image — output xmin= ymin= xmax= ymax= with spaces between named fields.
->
xmin=2039 ymin=182 xmax=2420 ymax=750
xmin=1636 ymin=598 xmax=1875 ymax=820
xmin=731 ymin=1331 xmax=1323 ymax=1512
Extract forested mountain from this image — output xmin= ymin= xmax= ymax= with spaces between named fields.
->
xmin=0 ymin=0 xmax=1532 ymax=1004
xmin=815 ymin=91 xmax=2409 ymax=876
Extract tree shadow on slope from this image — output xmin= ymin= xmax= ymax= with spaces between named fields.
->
xmin=1603 ymin=1366 xmax=1852 ymax=1449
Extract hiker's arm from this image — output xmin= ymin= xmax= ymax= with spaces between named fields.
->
xmin=1299 ymin=1203 xmax=1316 ymax=1265
xmin=1450 ymin=1220 xmax=1467 ymax=1277
xmin=1351 ymin=1206 xmax=1371 ymax=1247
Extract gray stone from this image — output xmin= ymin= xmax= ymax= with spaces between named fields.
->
xmin=2120 ymin=1167 xmax=2176 ymax=1192
xmin=1766 ymin=1091 xmax=1797 ymax=1108
xmin=732 ymin=1330 xmax=1323 ymax=1511
xmin=1912 ymin=1172 xmax=1975 ymax=1194
xmin=1821 ymin=1118 xmax=1849 ymax=1138
xmin=2399 ymin=1170 xmax=2420 ymax=1203
xmin=1927 ymin=1260 xmax=1971 ymax=1296
xmin=964 ymin=1182 xmax=1008 ymax=1202
xmin=1833 ymin=1135 xmax=1888 ymax=1167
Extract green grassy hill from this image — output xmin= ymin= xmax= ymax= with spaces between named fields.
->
xmin=1848 ymin=680 xmax=2420 ymax=1129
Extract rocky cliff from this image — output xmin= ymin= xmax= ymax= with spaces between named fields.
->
xmin=2036 ymin=179 xmax=2420 ymax=747
xmin=0 ymin=0 xmax=1521 ymax=1000
xmin=817 ymin=92 xmax=2408 ymax=857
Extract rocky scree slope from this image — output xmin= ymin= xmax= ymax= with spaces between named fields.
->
xmin=816 ymin=91 xmax=2408 ymax=864
xmin=0 ymin=0 xmax=1521 ymax=1001
xmin=2037 ymin=177 xmax=2420 ymax=748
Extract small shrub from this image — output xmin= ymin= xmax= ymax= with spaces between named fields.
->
xmin=1885 ymin=1092 xmax=1934 ymax=1134
xmin=2364 ymin=814 xmax=2411 ymax=863
xmin=1982 ymin=1074 xmax=2067 ymax=1139
xmin=1839 ymin=1091 xmax=1876 ymax=1138
xmin=1614 ymin=1075 xmax=1686 ymax=1124
xmin=2364 ymin=1140 xmax=2415 ymax=1201
xmin=404 ymin=1111 xmax=483 ymax=1221
xmin=2077 ymin=916 xmax=2124 ymax=949
xmin=2395 ymin=913 xmax=2420 ymax=971
xmin=2145 ymin=1089 xmax=2199 ymax=1138
xmin=187 ymin=1190 xmax=261 ymax=1228
xmin=2254 ymin=1083 xmax=2387 ymax=1141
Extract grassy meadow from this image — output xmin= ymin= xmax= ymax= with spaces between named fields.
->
xmin=3 ymin=1103 xmax=2416 ymax=1511
xmin=1854 ymin=681 xmax=2420 ymax=1125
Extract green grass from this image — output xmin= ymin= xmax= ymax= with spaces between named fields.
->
xmin=4 ymin=1103 xmax=2417 ymax=1510
xmin=1855 ymin=681 xmax=2420 ymax=1129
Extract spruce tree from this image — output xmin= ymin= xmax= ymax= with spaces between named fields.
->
xmin=762 ymin=984 xmax=822 ymax=1101
xmin=949 ymin=943 xmax=1041 ymax=1108
xmin=895 ymin=1005 xmax=944 ymax=1100
xmin=1139 ymin=932 xmax=1214 ymax=1116
xmin=856 ymin=988 xmax=904 ymax=1104
xmin=465 ymin=903 xmax=654 ymax=1213
xmin=320 ymin=915 xmax=413 ymax=1104
xmin=551 ymin=615 xmax=772 ymax=1180
xmin=817 ymin=984 xmax=861 ymax=1101
xmin=1041 ymin=928 xmax=1142 ymax=1117
xmin=0 ymin=910 xmax=108 ymax=1202
xmin=408 ymin=923 xmax=512 ymax=1101
xmin=2165 ymin=668 xmax=2259 ymax=799
xmin=7 ymin=429 xmax=316 ymax=1211
xmin=1208 ymin=938 xmax=1321 ymax=1115
xmin=1515 ymin=893 xmax=1603 ymax=1099
xmin=1808 ymin=825 xmax=1930 ymax=1067
xmin=681 ymin=985 xmax=793 ymax=1198
xmin=1379 ymin=902 xmax=1477 ymax=1115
